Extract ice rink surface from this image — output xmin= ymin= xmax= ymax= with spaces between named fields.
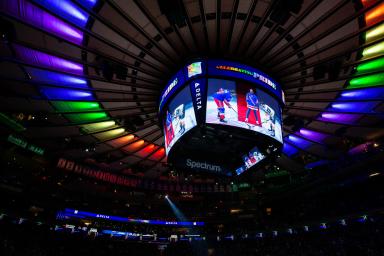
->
xmin=206 ymin=99 xmax=282 ymax=143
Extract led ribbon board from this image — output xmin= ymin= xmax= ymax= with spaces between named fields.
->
xmin=158 ymin=60 xmax=283 ymax=114
xmin=206 ymin=60 xmax=282 ymax=101
xmin=62 ymin=209 xmax=204 ymax=226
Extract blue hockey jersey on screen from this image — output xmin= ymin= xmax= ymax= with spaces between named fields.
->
xmin=246 ymin=92 xmax=258 ymax=107
xmin=213 ymin=90 xmax=232 ymax=102
xmin=166 ymin=111 xmax=173 ymax=127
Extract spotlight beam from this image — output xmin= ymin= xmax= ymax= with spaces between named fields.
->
xmin=165 ymin=196 xmax=188 ymax=222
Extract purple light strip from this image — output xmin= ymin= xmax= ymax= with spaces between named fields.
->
xmin=318 ymin=113 xmax=362 ymax=124
xmin=348 ymin=142 xmax=374 ymax=155
xmin=13 ymin=44 xmax=83 ymax=75
xmin=298 ymin=129 xmax=328 ymax=143
xmin=0 ymin=0 xmax=83 ymax=44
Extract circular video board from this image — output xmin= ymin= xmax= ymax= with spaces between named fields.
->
xmin=159 ymin=59 xmax=284 ymax=177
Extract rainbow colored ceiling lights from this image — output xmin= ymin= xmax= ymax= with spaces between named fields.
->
xmin=6 ymin=0 xmax=165 ymax=163
xmin=284 ymin=0 xmax=384 ymax=157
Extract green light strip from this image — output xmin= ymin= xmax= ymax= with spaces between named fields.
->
xmin=356 ymin=57 xmax=384 ymax=74
xmin=65 ymin=112 xmax=109 ymax=123
xmin=347 ymin=72 xmax=384 ymax=89
xmin=0 ymin=113 xmax=26 ymax=132
xmin=51 ymin=101 xmax=102 ymax=112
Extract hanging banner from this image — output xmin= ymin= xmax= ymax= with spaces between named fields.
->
xmin=56 ymin=158 xmax=231 ymax=193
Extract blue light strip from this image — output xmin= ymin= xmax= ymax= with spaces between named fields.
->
xmin=25 ymin=68 xmax=89 ymax=89
xmin=329 ymin=101 xmax=379 ymax=113
xmin=339 ymin=87 xmax=384 ymax=100
xmin=62 ymin=209 xmax=204 ymax=226
xmin=282 ymin=142 xmax=299 ymax=157
xmin=39 ymin=87 xmax=95 ymax=100
xmin=305 ymin=159 xmax=330 ymax=169
xmin=286 ymin=135 xmax=313 ymax=149
xmin=31 ymin=0 xmax=96 ymax=27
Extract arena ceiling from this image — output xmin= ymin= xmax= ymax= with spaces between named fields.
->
xmin=0 ymin=0 xmax=383 ymax=178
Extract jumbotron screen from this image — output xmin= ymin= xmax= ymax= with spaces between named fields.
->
xmin=235 ymin=146 xmax=266 ymax=175
xmin=160 ymin=59 xmax=283 ymax=175
xmin=163 ymin=86 xmax=197 ymax=155
xmin=206 ymin=79 xmax=283 ymax=143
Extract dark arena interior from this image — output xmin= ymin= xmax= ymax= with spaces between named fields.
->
xmin=0 ymin=0 xmax=384 ymax=255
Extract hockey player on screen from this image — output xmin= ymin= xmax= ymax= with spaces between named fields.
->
xmin=253 ymin=151 xmax=264 ymax=162
xmin=245 ymin=88 xmax=259 ymax=124
xmin=261 ymin=104 xmax=276 ymax=137
xmin=212 ymin=88 xmax=232 ymax=123
xmin=173 ymin=104 xmax=186 ymax=134
xmin=244 ymin=155 xmax=251 ymax=169
xmin=165 ymin=110 xmax=174 ymax=147
xmin=249 ymin=152 xmax=256 ymax=165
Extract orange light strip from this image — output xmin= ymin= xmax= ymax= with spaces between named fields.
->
xmin=365 ymin=2 xmax=384 ymax=26
xmin=107 ymin=134 xmax=134 ymax=147
xmin=122 ymin=140 xmax=145 ymax=152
